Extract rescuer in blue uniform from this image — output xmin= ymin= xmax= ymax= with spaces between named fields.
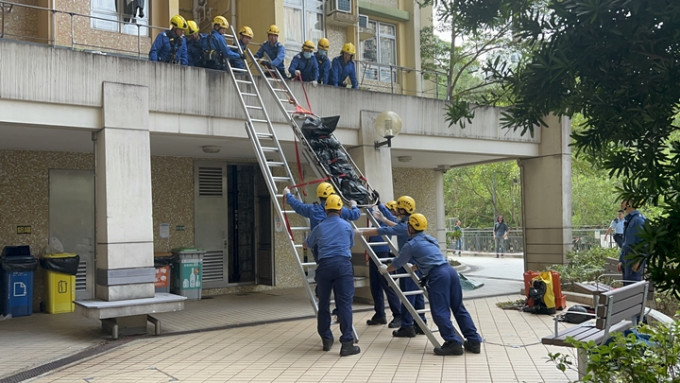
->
xmin=255 ymin=24 xmax=286 ymax=78
xmin=365 ymin=200 xmax=401 ymax=328
xmin=185 ymin=20 xmax=205 ymax=67
xmin=289 ymin=40 xmax=319 ymax=82
xmin=361 ymin=195 xmax=427 ymax=337
xmin=229 ymin=26 xmax=253 ymax=70
xmin=305 ymin=195 xmax=361 ymax=357
xmin=380 ymin=213 xmax=483 ymax=355
xmin=329 ymin=43 xmax=358 ymax=89
xmin=149 ymin=15 xmax=188 ymax=65
xmin=203 ymin=16 xmax=242 ymax=71
xmin=283 ymin=182 xmax=360 ymax=243
xmin=315 ymin=38 xmax=332 ymax=85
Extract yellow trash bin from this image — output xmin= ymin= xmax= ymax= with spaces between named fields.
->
xmin=41 ymin=253 xmax=79 ymax=314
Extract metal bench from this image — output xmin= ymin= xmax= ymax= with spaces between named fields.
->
xmin=541 ymin=280 xmax=649 ymax=378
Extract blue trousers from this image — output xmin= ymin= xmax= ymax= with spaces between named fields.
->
xmin=622 ymin=261 xmax=645 ymax=286
xmin=368 ymin=251 xmax=401 ymax=319
xmin=427 ymin=264 xmax=482 ymax=344
xmin=399 ymin=267 xmax=426 ymax=327
xmin=315 ymin=256 xmax=355 ymax=343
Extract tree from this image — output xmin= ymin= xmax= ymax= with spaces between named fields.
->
xmin=452 ymin=0 xmax=680 ymax=296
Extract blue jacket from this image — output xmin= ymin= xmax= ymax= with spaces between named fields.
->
xmin=285 ymin=193 xmax=360 ymax=230
xmin=229 ymin=39 xmax=248 ymax=69
xmin=255 ymin=41 xmax=286 ymax=77
xmin=392 ymin=232 xmax=448 ymax=277
xmin=203 ymin=30 xmax=241 ymax=70
xmin=377 ymin=215 xmax=410 ymax=250
xmin=329 ymin=56 xmax=358 ymax=89
xmin=315 ymin=52 xmax=331 ymax=84
xmin=289 ymin=52 xmax=319 ymax=82
xmin=619 ymin=210 xmax=646 ymax=266
xmin=305 ymin=215 xmax=354 ymax=262
xmin=149 ymin=30 xmax=188 ymax=65
xmin=186 ymin=34 xmax=206 ymax=67
xmin=368 ymin=204 xmax=398 ymax=253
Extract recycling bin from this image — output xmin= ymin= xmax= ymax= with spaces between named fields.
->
xmin=1 ymin=246 xmax=38 ymax=317
xmin=170 ymin=248 xmax=204 ymax=300
xmin=40 ymin=253 xmax=80 ymax=313
xmin=154 ymin=252 xmax=177 ymax=293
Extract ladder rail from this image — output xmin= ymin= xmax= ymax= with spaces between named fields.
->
xmin=224 ymin=27 xmax=360 ymax=342
xmin=223 ymin=26 xmax=317 ymax=316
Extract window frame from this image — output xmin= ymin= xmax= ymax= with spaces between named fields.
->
xmin=360 ymin=20 xmax=397 ymax=83
xmin=284 ymin=0 xmax=325 ymax=59
xmin=91 ymin=0 xmax=149 ymax=36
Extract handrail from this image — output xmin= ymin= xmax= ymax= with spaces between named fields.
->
xmin=0 ymin=0 xmax=449 ymax=99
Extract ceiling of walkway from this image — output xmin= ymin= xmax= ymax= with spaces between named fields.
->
xmin=0 ymin=123 xmax=509 ymax=171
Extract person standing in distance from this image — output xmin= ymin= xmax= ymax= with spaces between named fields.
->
xmin=305 ymin=195 xmax=360 ymax=357
xmin=493 ymin=215 xmax=509 ymax=258
xmin=379 ymin=213 xmax=483 ymax=355
xmin=604 ymin=210 xmax=625 ymax=248
xmin=617 ymin=200 xmax=646 ymax=285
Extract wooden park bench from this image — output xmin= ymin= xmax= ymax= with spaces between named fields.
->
xmin=541 ymin=280 xmax=649 ymax=378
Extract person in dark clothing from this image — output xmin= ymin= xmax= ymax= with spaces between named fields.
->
xmin=305 ymin=195 xmax=360 ymax=357
xmin=315 ymin=38 xmax=332 ymax=85
xmin=149 ymin=15 xmax=188 ymax=65
xmin=254 ymin=25 xmax=286 ymax=78
xmin=329 ymin=42 xmax=358 ymax=89
xmin=203 ymin=16 xmax=242 ymax=71
xmin=229 ymin=26 xmax=253 ymax=70
xmin=185 ymin=20 xmax=205 ymax=67
xmin=493 ymin=215 xmax=509 ymax=258
xmin=364 ymin=201 xmax=401 ymax=328
xmin=618 ymin=200 xmax=646 ymax=285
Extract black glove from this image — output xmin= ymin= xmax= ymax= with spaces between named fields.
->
xmin=240 ymin=53 xmax=246 ymax=59
xmin=419 ymin=275 xmax=429 ymax=289
xmin=372 ymin=190 xmax=380 ymax=204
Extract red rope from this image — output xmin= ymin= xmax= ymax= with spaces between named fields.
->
xmin=297 ymin=73 xmax=314 ymax=115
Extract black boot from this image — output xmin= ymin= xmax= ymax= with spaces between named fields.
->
xmin=388 ymin=317 xmax=401 ymax=328
xmin=464 ymin=340 xmax=481 ymax=354
xmin=366 ymin=316 xmax=387 ymax=325
xmin=434 ymin=341 xmax=464 ymax=356
xmin=322 ymin=338 xmax=334 ymax=351
xmin=392 ymin=326 xmax=416 ymax=338
xmin=414 ymin=322 xmax=427 ymax=335
xmin=340 ymin=342 xmax=360 ymax=356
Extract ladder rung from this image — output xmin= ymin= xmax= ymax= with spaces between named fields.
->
xmin=232 ymin=68 xmax=247 ymax=73
xmin=392 ymin=273 xmax=411 ymax=279
xmin=257 ymin=132 xmax=273 ymax=139
xmin=293 ymin=243 xmax=304 ymax=248
xmin=272 ymin=176 xmax=291 ymax=182
xmin=273 ymin=88 xmax=287 ymax=92
xmin=403 ymin=290 xmax=425 ymax=296
xmin=267 ymin=161 xmax=285 ymax=167
xmin=369 ymin=242 xmax=389 ymax=247
xmin=242 ymin=92 xmax=257 ymax=97
xmin=377 ymin=257 xmax=393 ymax=263
xmin=246 ymin=105 xmax=264 ymax=110
xmin=235 ymin=79 xmax=252 ymax=84
xmin=283 ymin=210 xmax=297 ymax=214
xmin=261 ymin=147 xmax=279 ymax=152
xmin=415 ymin=308 xmax=431 ymax=314
xmin=251 ymin=119 xmax=268 ymax=124
xmin=289 ymin=226 xmax=310 ymax=231
xmin=301 ymin=262 xmax=317 ymax=268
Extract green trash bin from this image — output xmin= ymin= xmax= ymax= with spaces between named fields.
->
xmin=170 ymin=248 xmax=204 ymax=300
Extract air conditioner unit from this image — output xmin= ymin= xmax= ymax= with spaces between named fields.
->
xmin=328 ymin=0 xmax=351 ymax=14
xmin=358 ymin=14 xmax=369 ymax=29
xmin=326 ymin=0 xmax=357 ymax=26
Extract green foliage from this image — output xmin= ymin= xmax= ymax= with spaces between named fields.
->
xmin=444 ymin=161 xmax=521 ymax=228
xmin=549 ymin=313 xmax=680 ymax=382
xmin=549 ymin=247 xmax=618 ymax=284
xmin=449 ymin=0 xmax=680 ymax=297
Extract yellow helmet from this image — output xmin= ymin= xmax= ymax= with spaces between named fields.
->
xmin=316 ymin=182 xmax=335 ymax=198
xmin=186 ymin=20 xmax=199 ymax=36
xmin=302 ymin=40 xmax=315 ymax=51
xmin=267 ymin=24 xmax=280 ymax=36
xmin=170 ymin=15 xmax=188 ymax=30
xmin=409 ymin=213 xmax=428 ymax=231
xmin=385 ymin=200 xmax=397 ymax=211
xmin=318 ymin=38 xmax=330 ymax=50
xmin=325 ymin=195 xmax=343 ymax=211
xmin=341 ymin=42 xmax=356 ymax=55
xmin=239 ymin=26 xmax=254 ymax=38
xmin=213 ymin=16 xmax=229 ymax=29
xmin=397 ymin=195 xmax=416 ymax=214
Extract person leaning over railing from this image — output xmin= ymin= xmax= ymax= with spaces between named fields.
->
xmin=149 ymin=15 xmax=188 ymax=65
xmin=315 ymin=38 xmax=332 ymax=85
xmin=329 ymin=43 xmax=358 ymax=89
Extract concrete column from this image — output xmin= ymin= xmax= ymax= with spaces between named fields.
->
xmin=434 ymin=170 xmax=446 ymax=249
xmin=519 ymin=115 xmax=572 ymax=272
xmin=95 ymin=82 xmax=155 ymax=301
xmin=349 ymin=111 xmax=395 ymax=201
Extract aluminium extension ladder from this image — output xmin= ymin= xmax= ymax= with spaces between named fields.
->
xmin=220 ymin=26 xmax=359 ymax=341
xmin=250 ymin=52 xmax=467 ymax=348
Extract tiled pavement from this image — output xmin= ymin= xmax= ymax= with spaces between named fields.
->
xmin=0 ymin=258 xmax=579 ymax=382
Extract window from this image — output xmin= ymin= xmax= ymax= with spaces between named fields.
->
xmin=91 ymin=0 xmax=149 ymax=36
xmin=284 ymin=0 xmax=324 ymax=59
xmin=360 ymin=20 xmax=397 ymax=82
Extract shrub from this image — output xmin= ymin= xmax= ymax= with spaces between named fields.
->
xmin=549 ymin=247 xmax=619 ymax=284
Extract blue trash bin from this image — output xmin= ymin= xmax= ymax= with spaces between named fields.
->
xmin=1 ymin=246 xmax=38 ymax=317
